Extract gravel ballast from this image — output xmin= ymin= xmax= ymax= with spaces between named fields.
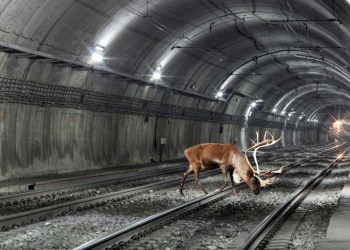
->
xmin=0 ymin=150 xmax=348 ymax=249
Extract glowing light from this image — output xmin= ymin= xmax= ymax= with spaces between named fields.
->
xmin=337 ymin=153 xmax=344 ymax=160
xmin=152 ymin=71 xmax=161 ymax=80
xmin=251 ymin=102 xmax=256 ymax=107
xmin=334 ymin=120 xmax=342 ymax=126
xmin=91 ymin=45 xmax=104 ymax=63
xmin=333 ymin=120 xmax=343 ymax=131
xmin=272 ymin=108 xmax=277 ymax=113
xmin=151 ymin=65 xmax=162 ymax=81
xmin=216 ymin=91 xmax=224 ymax=98
xmin=91 ymin=53 xmax=103 ymax=62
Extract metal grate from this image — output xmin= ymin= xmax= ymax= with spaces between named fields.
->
xmin=0 ymin=76 xmax=247 ymax=125
xmin=248 ymin=118 xmax=285 ymax=129
xmin=0 ymin=77 xmax=314 ymax=130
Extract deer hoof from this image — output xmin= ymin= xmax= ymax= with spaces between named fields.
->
xmin=233 ymin=189 xmax=240 ymax=196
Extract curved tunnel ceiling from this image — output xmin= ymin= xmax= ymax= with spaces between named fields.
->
xmin=1 ymin=0 xmax=350 ymax=127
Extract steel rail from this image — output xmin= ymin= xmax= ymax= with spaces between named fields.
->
xmin=0 ymin=165 xmax=187 ymax=207
xmin=73 ymin=143 xmax=345 ymax=250
xmin=74 ymin=186 xmax=237 ymax=250
xmin=236 ymin=145 xmax=350 ymax=250
xmin=0 ymin=169 xmax=220 ymax=231
xmin=0 ymin=145 xmax=313 ymax=208
xmin=0 ymin=142 xmax=342 ymax=235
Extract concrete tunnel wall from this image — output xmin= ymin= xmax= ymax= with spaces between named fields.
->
xmin=0 ymin=53 xmax=323 ymax=182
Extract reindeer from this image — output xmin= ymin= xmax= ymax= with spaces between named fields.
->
xmin=179 ymin=131 xmax=282 ymax=196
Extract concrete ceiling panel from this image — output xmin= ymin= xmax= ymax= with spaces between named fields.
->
xmin=1 ymin=0 xmax=350 ymax=124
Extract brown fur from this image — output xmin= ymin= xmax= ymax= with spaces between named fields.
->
xmin=180 ymin=143 xmax=260 ymax=195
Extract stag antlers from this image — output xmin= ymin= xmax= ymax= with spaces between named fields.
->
xmin=244 ymin=131 xmax=284 ymax=186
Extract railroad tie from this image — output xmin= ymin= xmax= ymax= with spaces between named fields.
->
xmin=264 ymin=206 xmax=308 ymax=250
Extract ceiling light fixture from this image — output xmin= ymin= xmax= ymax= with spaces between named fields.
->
xmin=91 ymin=45 xmax=104 ymax=63
xmin=151 ymin=65 xmax=162 ymax=81
xmin=216 ymin=91 xmax=224 ymax=98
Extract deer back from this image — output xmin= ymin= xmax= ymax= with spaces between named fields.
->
xmin=185 ymin=143 xmax=240 ymax=167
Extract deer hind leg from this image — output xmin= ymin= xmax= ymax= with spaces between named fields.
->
xmin=229 ymin=169 xmax=239 ymax=196
xmin=179 ymin=166 xmax=194 ymax=196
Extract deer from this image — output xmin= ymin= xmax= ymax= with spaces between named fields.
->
xmin=179 ymin=131 xmax=283 ymax=196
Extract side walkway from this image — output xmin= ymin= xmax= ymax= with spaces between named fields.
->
xmin=319 ymin=174 xmax=350 ymax=250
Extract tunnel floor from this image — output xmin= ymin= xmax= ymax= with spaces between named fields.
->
xmin=0 ymin=145 xmax=349 ymax=249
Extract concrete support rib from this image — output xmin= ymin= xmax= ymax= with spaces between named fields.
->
xmin=0 ymin=0 xmax=339 ymax=181
xmin=0 ymin=42 xmax=216 ymax=101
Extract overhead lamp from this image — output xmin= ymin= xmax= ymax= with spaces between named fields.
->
xmin=251 ymin=101 xmax=256 ymax=107
xmin=334 ymin=120 xmax=342 ymax=125
xmin=288 ymin=113 xmax=292 ymax=117
xmin=272 ymin=108 xmax=277 ymax=113
xmin=91 ymin=45 xmax=105 ymax=63
xmin=151 ymin=65 xmax=162 ymax=81
xmin=216 ymin=91 xmax=224 ymax=98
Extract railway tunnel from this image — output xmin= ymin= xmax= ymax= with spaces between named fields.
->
xmin=1 ymin=0 xmax=350 ymax=249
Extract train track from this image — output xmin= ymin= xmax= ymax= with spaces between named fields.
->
xmin=0 ymin=150 xmax=288 ymax=209
xmin=0 ymin=141 xmax=330 ymax=212
xmin=236 ymin=160 xmax=344 ymax=249
xmin=0 ymin=164 xmax=198 ymax=208
xmin=73 ymin=142 xmax=346 ymax=250
xmin=0 ymin=168 xmax=224 ymax=231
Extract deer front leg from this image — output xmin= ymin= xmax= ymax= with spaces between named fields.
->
xmin=215 ymin=166 xmax=229 ymax=194
xmin=229 ymin=169 xmax=239 ymax=196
